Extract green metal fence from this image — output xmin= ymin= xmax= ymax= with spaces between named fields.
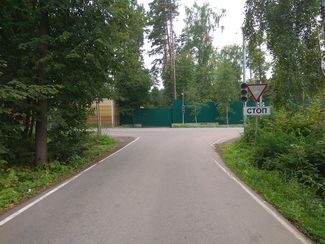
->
xmin=172 ymin=100 xmax=218 ymax=123
xmin=120 ymin=108 xmax=172 ymax=127
xmin=120 ymin=100 xmax=247 ymax=127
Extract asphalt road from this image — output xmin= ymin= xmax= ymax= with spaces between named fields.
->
xmin=0 ymin=128 xmax=310 ymax=244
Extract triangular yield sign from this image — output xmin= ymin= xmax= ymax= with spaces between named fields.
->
xmin=247 ymin=84 xmax=268 ymax=102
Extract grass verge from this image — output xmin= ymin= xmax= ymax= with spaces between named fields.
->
xmin=0 ymin=134 xmax=117 ymax=214
xmin=221 ymin=140 xmax=325 ymax=244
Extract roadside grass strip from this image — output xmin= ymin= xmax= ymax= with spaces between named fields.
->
xmin=0 ymin=135 xmax=117 ymax=214
xmin=0 ymin=136 xmax=140 ymax=226
xmin=220 ymin=141 xmax=325 ymax=244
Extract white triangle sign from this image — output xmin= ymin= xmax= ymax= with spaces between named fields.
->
xmin=247 ymin=84 xmax=268 ymax=102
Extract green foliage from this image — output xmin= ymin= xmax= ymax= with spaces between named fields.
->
xmin=90 ymin=135 xmax=116 ymax=146
xmin=0 ymin=134 xmax=116 ymax=212
xmin=113 ymin=2 xmax=152 ymax=114
xmin=0 ymin=0 xmax=149 ymax=164
xmin=147 ymin=0 xmax=178 ymax=101
xmin=213 ymin=45 xmax=242 ymax=123
xmin=48 ymin=108 xmax=89 ymax=162
xmin=177 ymin=2 xmax=224 ymax=120
xmin=222 ymin=141 xmax=325 ymax=243
xmin=148 ymin=86 xmax=169 ymax=107
xmin=147 ymin=0 xmax=178 ymax=67
xmin=243 ymin=93 xmax=325 ymax=196
xmin=244 ymin=0 xmax=325 ymax=108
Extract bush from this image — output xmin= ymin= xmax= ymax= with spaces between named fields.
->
xmin=244 ymin=94 xmax=325 ymax=197
xmin=48 ymin=107 xmax=90 ymax=162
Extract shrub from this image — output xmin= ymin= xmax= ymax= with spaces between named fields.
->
xmin=244 ymin=94 xmax=325 ymax=197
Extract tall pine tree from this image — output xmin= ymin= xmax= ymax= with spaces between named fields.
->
xmin=148 ymin=0 xmax=178 ymax=101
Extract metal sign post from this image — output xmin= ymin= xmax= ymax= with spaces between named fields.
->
xmin=181 ymin=92 xmax=185 ymax=124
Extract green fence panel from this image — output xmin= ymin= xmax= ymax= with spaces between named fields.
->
xmin=229 ymin=101 xmax=244 ymax=124
xmin=196 ymin=102 xmax=218 ymax=123
xmin=136 ymin=108 xmax=172 ymax=127
xmin=120 ymin=108 xmax=172 ymax=127
xmin=119 ymin=100 xmax=261 ymax=126
xmin=171 ymin=100 xmax=182 ymax=123
xmin=172 ymin=100 xmax=218 ymax=123
xmin=120 ymin=113 xmax=133 ymax=125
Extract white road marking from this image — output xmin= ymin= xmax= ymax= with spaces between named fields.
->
xmin=83 ymin=164 xmax=97 ymax=172
xmin=97 ymin=137 xmax=139 ymax=163
xmin=0 ymin=137 xmax=140 ymax=226
xmin=210 ymin=137 xmax=226 ymax=147
xmin=214 ymin=160 xmax=312 ymax=244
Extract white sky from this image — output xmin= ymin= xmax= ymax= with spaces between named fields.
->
xmin=138 ymin=0 xmax=246 ymax=70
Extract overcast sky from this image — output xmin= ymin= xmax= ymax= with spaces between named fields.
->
xmin=138 ymin=0 xmax=246 ymax=70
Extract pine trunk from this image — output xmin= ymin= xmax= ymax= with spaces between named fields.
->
xmin=35 ymin=2 xmax=49 ymax=164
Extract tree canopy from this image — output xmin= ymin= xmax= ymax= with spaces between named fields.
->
xmin=244 ymin=0 xmax=325 ymax=108
xmin=0 ymin=0 xmax=151 ymax=164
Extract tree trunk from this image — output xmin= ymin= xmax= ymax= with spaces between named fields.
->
xmin=320 ymin=0 xmax=325 ymax=34
xmin=35 ymin=100 xmax=48 ymax=164
xmin=35 ymin=2 xmax=49 ymax=165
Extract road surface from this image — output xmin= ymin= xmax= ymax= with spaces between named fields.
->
xmin=0 ymin=128 xmax=310 ymax=244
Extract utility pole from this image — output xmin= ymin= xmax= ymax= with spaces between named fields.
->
xmin=170 ymin=14 xmax=177 ymax=100
xmin=242 ymin=28 xmax=247 ymax=128
xmin=96 ymin=100 xmax=101 ymax=135
xmin=243 ymin=33 xmax=246 ymax=84
xmin=182 ymin=92 xmax=185 ymax=124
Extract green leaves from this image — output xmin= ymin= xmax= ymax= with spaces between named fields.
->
xmin=244 ymin=97 xmax=325 ymax=196
xmin=244 ymin=0 xmax=325 ymax=108
xmin=65 ymin=52 xmax=81 ymax=60
xmin=147 ymin=0 xmax=178 ymax=101
xmin=174 ymin=3 xmax=225 ymax=119
xmin=0 ymin=0 xmax=150 ymax=164
xmin=0 ymin=80 xmax=60 ymax=102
